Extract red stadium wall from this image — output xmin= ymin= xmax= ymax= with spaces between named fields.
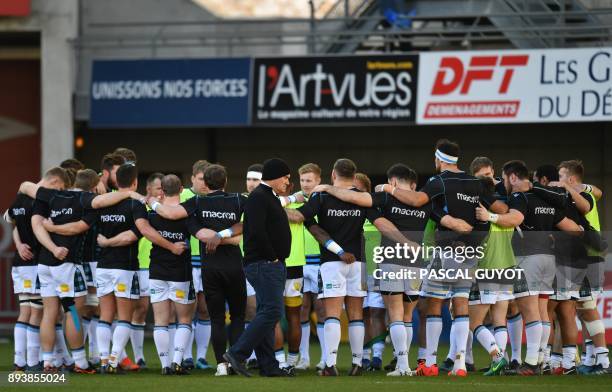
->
xmin=0 ymin=60 xmax=40 ymax=323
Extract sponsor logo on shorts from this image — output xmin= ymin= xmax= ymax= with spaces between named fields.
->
xmin=117 ymin=283 xmax=127 ymax=292
xmin=60 ymin=284 xmax=70 ymax=293
xmin=293 ymin=281 xmax=302 ymax=291
xmin=325 ymin=281 xmax=341 ymax=289
xmin=175 ymin=289 xmax=185 ymax=299
xmin=23 ymin=280 xmax=32 ymax=289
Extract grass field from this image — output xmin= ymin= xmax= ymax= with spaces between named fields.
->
xmin=0 ymin=338 xmax=610 ymax=392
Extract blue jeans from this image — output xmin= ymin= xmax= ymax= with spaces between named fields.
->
xmin=229 ymin=261 xmax=286 ymax=373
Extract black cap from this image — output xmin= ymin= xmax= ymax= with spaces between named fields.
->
xmin=262 ymin=158 xmax=290 ymax=181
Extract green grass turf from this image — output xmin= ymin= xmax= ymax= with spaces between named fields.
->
xmin=0 ymin=338 xmax=609 ymax=392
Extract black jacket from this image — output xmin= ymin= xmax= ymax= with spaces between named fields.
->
xmin=243 ymin=183 xmax=291 ymax=264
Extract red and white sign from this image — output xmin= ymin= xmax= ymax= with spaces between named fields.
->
xmin=417 ymin=47 xmax=612 ymax=124
xmin=0 ymin=0 xmax=30 ymax=16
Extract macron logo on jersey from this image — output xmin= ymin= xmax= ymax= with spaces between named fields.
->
xmin=390 ymin=206 xmax=426 ymax=219
xmin=327 ymin=209 xmax=361 ymax=217
xmin=100 ymin=214 xmax=126 ymax=223
xmin=456 ymin=193 xmax=479 ymax=203
xmin=158 ymin=231 xmax=184 ymax=240
xmin=51 ymin=208 xmax=73 ymax=218
xmin=534 ymin=206 xmax=555 ymax=215
xmin=12 ymin=208 xmax=26 ymax=216
xmin=201 ymin=210 xmax=237 ymax=220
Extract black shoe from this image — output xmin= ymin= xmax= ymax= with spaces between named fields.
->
xmin=318 ymin=365 xmax=339 ymax=376
xmin=222 ymin=352 xmax=251 ymax=377
xmin=181 ymin=358 xmax=194 ymax=370
xmin=517 ymin=362 xmax=539 ymax=376
xmin=384 ymin=357 xmax=398 ymax=371
xmin=440 ymin=358 xmax=454 ymax=372
xmin=172 ymin=362 xmax=190 ymax=375
xmin=103 ymin=365 xmax=125 ymax=375
xmin=161 ymin=367 xmax=173 ymax=376
xmin=13 ymin=364 xmax=26 ymax=372
xmin=137 ymin=359 xmax=148 ymax=370
xmin=504 ymin=360 xmax=520 ymax=375
xmin=280 ymin=366 xmax=296 ymax=376
xmin=479 ymin=366 xmax=490 ymax=373
xmin=348 ymin=364 xmax=363 ymax=376
xmin=26 ymin=363 xmax=43 ymax=373
xmin=367 ymin=357 xmax=382 ymax=371
xmin=466 ymin=363 xmax=476 ymax=372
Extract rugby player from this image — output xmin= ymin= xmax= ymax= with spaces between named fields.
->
xmin=6 ymin=167 xmax=69 ymax=371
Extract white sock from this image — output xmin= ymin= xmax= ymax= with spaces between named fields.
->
xmin=26 ymin=324 xmax=40 ymax=367
xmin=372 ymin=341 xmax=384 ymax=360
xmin=88 ymin=317 xmax=99 ymax=361
xmin=466 ymin=330 xmax=474 ymax=365
xmin=404 ymin=322 xmax=413 ymax=368
xmin=14 ymin=322 xmax=27 ymax=367
xmin=418 ymin=347 xmax=426 ymax=361
xmin=543 ymin=344 xmax=552 ymax=365
xmin=299 ymin=321 xmax=310 ymax=362
xmin=82 ymin=318 xmax=91 ymax=345
xmin=286 ymin=351 xmax=299 ymax=367
xmin=316 ymin=322 xmax=326 ymax=363
xmin=494 ymin=326 xmax=508 ymax=355
xmin=363 ymin=347 xmax=371 ymax=361
xmin=348 ymin=320 xmax=365 ymax=366
xmin=130 ymin=322 xmax=145 ymax=363
xmin=42 ymin=351 xmax=54 ymax=368
xmin=551 ymin=351 xmax=562 ymax=368
xmin=55 ymin=324 xmax=73 ymax=366
xmin=507 ymin=313 xmax=523 ymax=363
xmin=275 ymin=349 xmax=286 ymax=367
xmin=425 ymin=316 xmax=443 ymax=367
xmin=71 ymin=346 xmax=89 ymax=369
xmin=168 ymin=323 xmax=177 ymax=354
xmin=390 ymin=321 xmax=408 ymax=371
xmin=173 ymin=323 xmax=192 ymax=365
xmin=562 ymin=345 xmax=576 ymax=369
xmin=538 ymin=321 xmax=551 ymax=364
xmin=594 ymin=347 xmax=610 ymax=368
xmin=183 ymin=321 xmax=194 ymax=361
xmin=524 ymin=321 xmax=542 ymax=366
xmin=195 ymin=319 xmax=210 ymax=360
xmin=153 ymin=326 xmax=170 ymax=368
xmin=453 ymin=316 xmax=470 ymax=371
xmin=324 ymin=318 xmax=341 ymax=367
xmin=97 ymin=321 xmax=112 ymax=362
xmin=584 ymin=340 xmax=594 ymax=366
xmin=475 ymin=325 xmax=500 ymax=355
xmin=447 ymin=321 xmax=456 ymax=360
xmin=109 ymin=321 xmax=131 ymax=367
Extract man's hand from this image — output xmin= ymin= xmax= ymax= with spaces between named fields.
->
xmin=129 ymin=191 xmax=146 ymax=203
xmin=547 ymin=181 xmax=567 ymax=189
xmin=170 ymin=242 xmax=187 ymax=256
xmin=95 ymin=181 xmax=107 ymax=195
xmin=374 ymin=184 xmax=388 ymax=193
xmin=475 ymin=203 xmax=491 ymax=222
xmin=340 ymin=252 xmax=356 ymax=264
xmin=204 ymin=235 xmax=222 ymax=254
xmin=97 ymin=234 xmax=110 ymax=248
xmin=292 ymin=191 xmax=306 ymax=204
xmin=17 ymin=243 xmax=33 ymax=261
xmin=52 ymin=246 xmax=69 ymax=261
xmin=311 ymin=184 xmax=330 ymax=194
xmin=42 ymin=218 xmax=56 ymax=233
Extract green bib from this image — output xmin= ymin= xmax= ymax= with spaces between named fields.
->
xmin=479 ymin=224 xmax=516 ymax=270
xmin=285 ymin=203 xmax=306 ymax=267
xmin=363 ymin=220 xmax=381 ymax=276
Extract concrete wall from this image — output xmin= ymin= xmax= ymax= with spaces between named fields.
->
xmin=0 ymin=0 xmax=78 ymax=173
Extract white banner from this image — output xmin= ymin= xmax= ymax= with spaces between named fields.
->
xmin=417 ymin=47 xmax=612 ymax=124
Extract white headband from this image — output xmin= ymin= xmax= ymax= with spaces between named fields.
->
xmin=435 ymin=149 xmax=458 ymax=164
xmin=246 ymin=171 xmax=262 ymax=180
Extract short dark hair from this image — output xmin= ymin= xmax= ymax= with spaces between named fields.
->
xmin=43 ymin=167 xmax=70 ymax=188
xmin=247 ymin=163 xmax=263 ymax=173
xmin=64 ymin=168 xmax=77 ymax=188
xmin=354 ymin=173 xmax=371 ymax=193
xmin=502 ymin=160 xmax=529 ymax=180
xmin=204 ymin=164 xmax=227 ymax=190
xmin=113 ymin=147 xmax=137 ymax=163
xmin=478 ymin=176 xmax=495 ymax=194
xmin=333 ymin=158 xmax=357 ymax=179
xmin=470 ymin=157 xmax=494 ymax=176
xmin=74 ymin=169 xmax=100 ymax=191
xmin=436 ymin=138 xmax=460 ymax=159
xmin=386 ymin=163 xmax=418 ymax=184
xmin=161 ymin=174 xmax=182 ymax=197
xmin=101 ymin=153 xmax=125 ymax=172
xmin=534 ymin=164 xmax=559 ymax=182
xmin=147 ymin=172 xmax=164 ymax=186
xmin=192 ymin=160 xmax=211 ymax=176
xmin=116 ymin=162 xmax=138 ymax=188
xmin=558 ymin=160 xmax=584 ymax=180
xmin=60 ymin=158 xmax=85 ymax=171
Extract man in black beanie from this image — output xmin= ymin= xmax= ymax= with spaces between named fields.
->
xmin=224 ymin=158 xmax=293 ymax=377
